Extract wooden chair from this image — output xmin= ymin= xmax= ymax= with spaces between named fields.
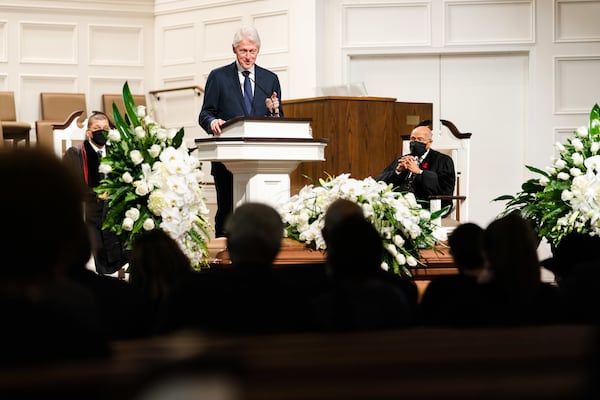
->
xmin=0 ymin=91 xmax=31 ymax=148
xmin=36 ymin=92 xmax=87 ymax=151
xmin=102 ymin=93 xmax=147 ymax=127
xmin=52 ymin=110 xmax=87 ymax=158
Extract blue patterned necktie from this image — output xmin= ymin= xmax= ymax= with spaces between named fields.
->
xmin=242 ymin=70 xmax=253 ymax=114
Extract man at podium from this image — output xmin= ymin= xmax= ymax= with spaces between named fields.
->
xmin=199 ymin=25 xmax=283 ymax=237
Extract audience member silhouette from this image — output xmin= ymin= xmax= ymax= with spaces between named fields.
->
xmin=420 ymin=222 xmax=486 ymax=326
xmin=543 ymin=232 xmax=600 ymax=324
xmin=65 ymin=224 xmax=151 ymax=340
xmin=128 ymin=229 xmax=197 ymax=333
xmin=160 ymin=202 xmax=313 ymax=335
xmin=322 ymin=198 xmax=419 ymax=321
xmin=0 ymin=147 xmax=109 ymax=365
xmin=312 ymin=199 xmax=414 ymax=331
xmin=478 ymin=213 xmax=563 ymax=326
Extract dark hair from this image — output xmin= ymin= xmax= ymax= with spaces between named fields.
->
xmin=483 ymin=213 xmax=540 ymax=299
xmin=447 ymin=222 xmax=484 ymax=272
xmin=325 ymin=215 xmax=383 ymax=279
xmin=225 ymin=202 xmax=283 ymax=266
xmin=128 ymin=229 xmax=192 ymax=302
xmin=0 ymin=147 xmax=85 ymax=280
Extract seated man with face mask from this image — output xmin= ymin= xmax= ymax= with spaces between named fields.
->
xmin=64 ymin=111 xmax=129 ymax=276
xmin=376 ymin=125 xmax=456 ymax=214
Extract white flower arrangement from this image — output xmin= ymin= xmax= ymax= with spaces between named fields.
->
xmin=495 ymin=103 xmax=600 ymax=248
xmin=277 ymin=173 xmax=447 ymax=277
xmin=96 ymin=82 xmax=213 ymax=268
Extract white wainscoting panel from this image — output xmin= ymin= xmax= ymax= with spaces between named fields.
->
xmin=444 ymin=0 xmax=534 ymax=45
xmin=202 ymin=18 xmax=244 ymax=62
xmin=343 ymin=3 xmax=430 ymax=47
xmin=20 ymin=22 xmax=77 ymax=64
xmin=554 ymin=56 xmax=600 ymax=114
xmin=89 ymin=25 xmax=143 ymax=66
xmin=555 ymin=0 xmax=600 ymax=42
xmin=161 ymin=23 xmax=196 ymax=66
xmin=252 ymin=10 xmax=289 ymax=54
xmin=0 ymin=21 xmax=7 ymax=62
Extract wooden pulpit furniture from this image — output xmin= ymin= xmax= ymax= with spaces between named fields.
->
xmin=193 ymin=117 xmax=327 ymax=209
xmin=282 ymin=96 xmax=433 ymax=193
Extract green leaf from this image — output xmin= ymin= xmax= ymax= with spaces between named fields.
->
xmin=122 ymin=81 xmax=141 ymax=127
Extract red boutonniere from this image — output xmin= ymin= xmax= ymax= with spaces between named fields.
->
xmin=421 ymin=162 xmax=429 ymax=169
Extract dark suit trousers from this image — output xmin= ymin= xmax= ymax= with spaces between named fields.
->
xmin=212 ymin=161 xmax=233 ymax=237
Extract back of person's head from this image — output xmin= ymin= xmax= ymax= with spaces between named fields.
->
xmin=128 ymin=229 xmax=192 ymax=301
xmin=447 ymin=222 xmax=484 ymax=274
xmin=225 ymin=202 xmax=283 ymax=266
xmin=482 ymin=213 xmax=540 ymax=297
xmin=0 ymin=147 xmax=85 ymax=281
xmin=322 ymin=198 xmax=364 ymax=245
xmin=325 ymin=214 xmax=383 ymax=280
xmin=544 ymin=232 xmax=600 ymax=279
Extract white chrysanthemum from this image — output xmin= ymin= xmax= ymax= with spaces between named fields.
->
xmin=134 ymin=126 xmax=146 ymax=139
xmin=133 ymin=180 xmax=150 ymax=196
xmin=142 ymin=218 xmax=155 ymax=231
xmin=136 ymin=105 xmax=146 ymax=118
xmin=108 ymin=129 xmax=121 ymax=142
xmin=122 ymin=217 xmax=134 ymax=231
xmin=122 ymin=171 xmax=133 ymax=184
xmin=125 ymin=207 xmax=140 ymax=221
xmin=557 ymin=172 xmax=570 ymax=181
xmin=149 ymin=144 xmax=161 ymax=158
xmin=572 ymin=138 xmax=584 ymax=151
xmin=576 ymin=126 xmax=588 ymax=137
xmin=148 ymin=189 xmax=168 ymax=216
xmin=99 ymin=163 xmax=112 ymax=175
xmin=395 ymin=252 xmax=406 ymax=266
xmin=561 ymin=190 xmax=574 ymax=201
xmin=130 ymin=149 xmax=143 ymax=165
xmin=393 ymin=234 xmax=405 ymax=248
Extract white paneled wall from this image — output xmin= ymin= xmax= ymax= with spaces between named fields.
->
xmin=0 ymin=0 xmax=154 ymax=141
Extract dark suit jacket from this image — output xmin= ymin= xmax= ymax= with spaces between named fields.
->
xmin=376 ymin=148 xmax=455 ymax=211
xmin=63 ymin=141 xmax=126 ymax=273
xmin=199 ymin=61 xmax=283 ymax=145
xmin=63 ymin=140 xmax=103 ymax=225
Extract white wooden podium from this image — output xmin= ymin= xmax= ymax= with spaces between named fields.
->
xmin=194 ymin=117 xmax=327 ymax=209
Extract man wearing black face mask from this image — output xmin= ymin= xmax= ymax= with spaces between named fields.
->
xmin=376 ymin=125 xmax=456 ymax=213
xmin=64 ymin=112 xmax=129 ymax=276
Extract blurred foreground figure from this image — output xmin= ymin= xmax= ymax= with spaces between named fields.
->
xmin=0 ymin=147 xmax=109 ymax=365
